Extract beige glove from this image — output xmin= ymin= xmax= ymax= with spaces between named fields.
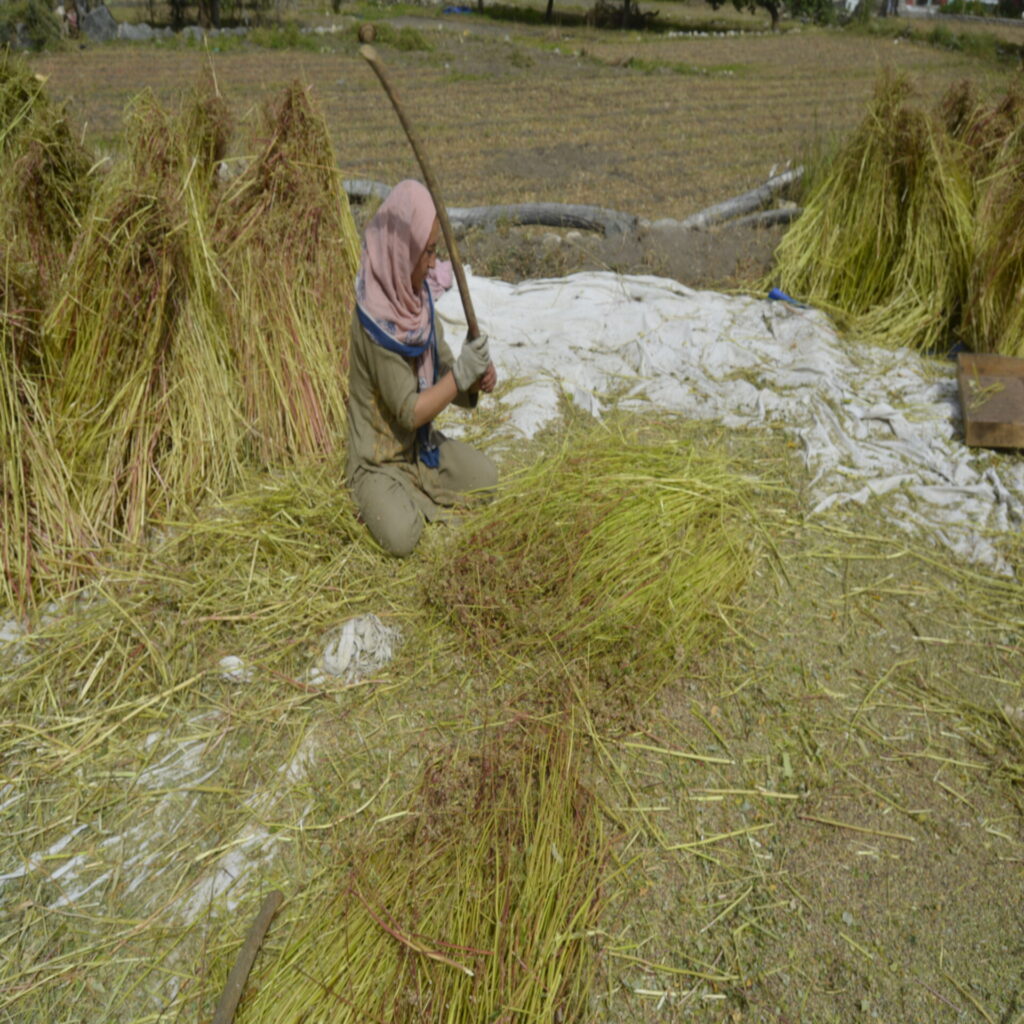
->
xmin=452 ymin=333 xmax=490 ymax=391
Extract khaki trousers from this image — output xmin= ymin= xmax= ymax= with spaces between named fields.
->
xmin=351 ymin=439 xmax=497 ymax=557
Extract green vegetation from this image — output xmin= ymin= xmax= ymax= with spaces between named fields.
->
xmin=0 ymin=0 xmax=61 ymax=51
xmin=368 ymin=21 xmax=433 ymax=51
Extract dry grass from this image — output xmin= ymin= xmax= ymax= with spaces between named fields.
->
xmin=214 ymin=80 xmax=359 ymax=463
xmin=770 ymin=72 xmax=1024 ymax=355
xmin=3 ymin=19 xmax=1024 ymax=1024
xmin=2 ymin=412 xmax=1023 ymax=1024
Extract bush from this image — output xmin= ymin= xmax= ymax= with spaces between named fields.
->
xmin=0 ymin=0 xmax=61 ymax=51
xmin=366 ymin=22 xmax=432 ymax=50
xmin=789 ymin=0 xmax=837 ymax=24
xmin=942 ymin=0 xmax=989 ymax=15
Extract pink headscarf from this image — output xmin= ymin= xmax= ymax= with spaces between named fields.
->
xmin=357 ymin=180 xmax=437 ymax=342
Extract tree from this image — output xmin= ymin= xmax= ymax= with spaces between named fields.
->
xmin=706 ymin=0 xmax=782 ymax=30
xmin=706 ymin=0 xmax=834 ymax=30
xmin=789 ymin=0 xmax=836 ymax=22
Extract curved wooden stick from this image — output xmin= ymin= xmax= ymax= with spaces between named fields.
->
xmin=360 ymin=44 xmax=479 ymax=340
xmin=211 ymin=890 xmax=283 ymax=1024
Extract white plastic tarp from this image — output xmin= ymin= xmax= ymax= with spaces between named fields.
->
xmin=437 ymin=270 xmax=1024 ymax=573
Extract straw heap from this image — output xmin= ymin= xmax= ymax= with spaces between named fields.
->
xmin=428 ymin=425 xmax=759 ymax=688
xmin=239 ymin=724 xmax=608 ymax=1024
xmin=958 ymin=84 xmax=1024 ymax=355
xmin=0 ymin=53 xmax=95 ymax=302
xmin=40 ymin=85 xmax=242 ymax=545
xmin=214 ymin=82 xmax=359 ymax=464
xmin=771 ymin=72 xmax=1024 ymax=356
xmin=0 ymin=68 xmax=362 ymax=601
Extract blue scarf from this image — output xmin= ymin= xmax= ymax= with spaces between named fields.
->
xmin=356 ymin=289 xmax=440 ymax=469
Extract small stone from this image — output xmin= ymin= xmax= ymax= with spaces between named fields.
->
xmin=219 ymin=655 xmax=252 ymax=684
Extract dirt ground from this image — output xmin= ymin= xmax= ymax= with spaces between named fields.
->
xmin=32 ymin=1 xmax=1018 ymax=295
xmin=454 ymin=217 xmax=787 ymax=290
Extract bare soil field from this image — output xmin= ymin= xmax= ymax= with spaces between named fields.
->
xmin=28 ymin=5 xmax=1020 ymax=285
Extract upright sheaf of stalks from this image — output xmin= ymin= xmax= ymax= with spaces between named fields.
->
xmin=940 ymin=78 xmax=1024 ymax=181
xmin=239 ymin=726 xmax=608 ymax=1024
xmin=967 ymin=130 xmax=1024 ymax=355
xmin=0 ymin=52 xmax=95 ymax=337
xmin=429 ymin=427 xmax=758 ymax=681
xmin=42 ymin=85 xmax=244 ymax=544
xmin=214 ymin=82 xmax=359 ymax=464
xmin=1 ymin=268 xmax=86 ymax=610
xmin=0 ymin=58 xmax=94 ymax=608
xmin=771 ymin=74 xmax=973 ymax=353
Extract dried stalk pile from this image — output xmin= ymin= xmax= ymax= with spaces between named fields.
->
xmin=0 ymin=62 xmax=360 ymax=605
xmin=0 ymin=53 xmax=94 ymax=306
xmin=239 ymin=724 xmax=608 ymax=1024
xmin=953 ymin=84 xmax=1024 ymax=355
xmin=1 ymin=57 xmax=94 ymax=608
xmin=428 ymin=425 xmax=760 ymax=699
xmin=42 ymin=86 xmax=243 ymax=545
xmin=772 ymin=73 xmax=1024 ymax=356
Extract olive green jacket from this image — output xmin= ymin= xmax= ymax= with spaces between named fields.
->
xmin=345 ymin=309 xmax=476 ymax=516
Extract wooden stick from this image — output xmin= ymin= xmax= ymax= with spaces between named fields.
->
xmin=360 ymin=44 xmax=479 ymax=340
xmin=211 ymin=890 xmax=284 ymax=1024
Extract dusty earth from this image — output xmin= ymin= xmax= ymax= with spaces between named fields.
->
xmin=456 ymin=217 xmax=787 ymax=289
xmin=346 ymin=190 xmax=788 ymax=292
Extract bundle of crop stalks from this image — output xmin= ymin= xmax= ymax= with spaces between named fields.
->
xmin=147 ymin=459 xmax=395 ymax=673
xmin=962 ymin=133 xmax=1024 ymax=355
xmin=1 ymin=55 xmax=97 ymax=608
xmin=940 ymin=78 xmax=1024 ymax=180
xmin=237 ymin=723 xmax=609 ymax=1024
xmin=1 ymin=265 xmax=86 ymax=611
xmin=0 ymin=53 xmax=95 ymax=309
xmin=427 ymin=422 xmax=761 ymax=700
xmin=214 ymin=83 xmax=360 ymax=464
xmin=42 ymin=83 xmax=245 ymax=545
xmin=771 ymin=74 xmax=973 ymax=354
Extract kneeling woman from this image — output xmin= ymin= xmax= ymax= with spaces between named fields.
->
xmin=346 ymin=179 xmax=497 ymax=556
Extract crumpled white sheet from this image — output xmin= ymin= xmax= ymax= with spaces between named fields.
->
xmin=309 ymin=613 xmax=399 ymax=685
xmin=438 ymin=271 xmax=1024 ymax=572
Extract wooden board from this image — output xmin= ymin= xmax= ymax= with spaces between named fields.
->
xmin=957 ymin=352 xmax=1024 ymax=449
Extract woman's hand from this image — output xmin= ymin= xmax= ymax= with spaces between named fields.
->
xmin=472 ymin=362 xmax=498 ymax=394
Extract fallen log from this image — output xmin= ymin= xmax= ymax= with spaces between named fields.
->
xmin=679 ymin=167 xmax=803 ymax=231
xmin=343 ymin=173 xmax=800 ymax=238
xmin=731 ymin=206 xmax=803 ymax=230
xmin=342 ymin=180 xmax=636 ymax=236
xmin=446 ymin=202 xmax=637 ymax=237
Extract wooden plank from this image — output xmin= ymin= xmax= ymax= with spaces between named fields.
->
xmin=957 ymin=352 xmax=1024 ymax=449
